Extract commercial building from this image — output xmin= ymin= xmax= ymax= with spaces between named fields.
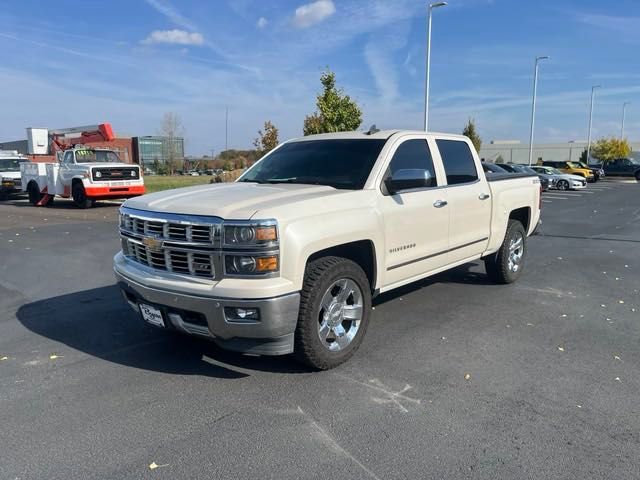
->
xmin=479 ymin=140 xmax=640 ymax=164
xmin=132 ymin=136 xmax=184 ymax=167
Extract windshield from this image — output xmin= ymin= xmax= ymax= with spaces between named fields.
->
xmin=566 ymin=161 xmax=582 ymax=168
xmin=75 ymin=150 xmax=121 ymax=163
xmin=0 ymin=159 xmax=26 ymax=172
xmin=239 ymin=139 xmax=387 ymax=189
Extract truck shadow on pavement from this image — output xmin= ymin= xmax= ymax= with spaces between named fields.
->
xmin=16 ymin=285 xmax=308 ymax=378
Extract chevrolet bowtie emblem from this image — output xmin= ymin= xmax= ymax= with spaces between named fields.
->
xmin=142 ymin=236 xmax=164 ymax=251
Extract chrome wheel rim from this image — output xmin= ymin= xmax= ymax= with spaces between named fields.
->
xmin=507 ymin=233 xmax=524 ymax=273
xmin=558 ymin=181 xmax=568 ymax=190
xmin=317 ymin=278 xmax=363 ymax=352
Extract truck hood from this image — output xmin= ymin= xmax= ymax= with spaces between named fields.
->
xmin=123 ymin=182 xmax=345 ymax=219
xmin=82 ymin=163 xmax=138 ymax=169
xmin=0 ymin=171 xmax=21 ymax=180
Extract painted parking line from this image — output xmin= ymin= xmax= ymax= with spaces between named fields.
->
xmin=542 ymin=196 xmax=570 ymax=200
xmin=542 ymin=200 xmax=553 ymax=203
xmin=544 ymin=192 xmax=581 ymax=196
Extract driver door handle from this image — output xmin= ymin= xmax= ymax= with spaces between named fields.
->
xmin=433 ymin=199 xmax=448 ymax=208
xmin=479 ymin=193 xmax=490 ymax=200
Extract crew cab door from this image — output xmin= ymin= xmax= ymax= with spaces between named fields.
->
xmin=378 ymin=136 xmax=450 ymax=288
xmin=433 ymin=138 xmax=491 ymax=263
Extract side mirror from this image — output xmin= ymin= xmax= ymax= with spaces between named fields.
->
xmin=385 ymin=169 xmax=434 ymax=195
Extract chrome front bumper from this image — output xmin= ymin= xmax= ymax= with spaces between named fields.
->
xmin=114 ymin=269 xmax=300 ymax=356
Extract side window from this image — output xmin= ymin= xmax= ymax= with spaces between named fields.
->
xmin=436 ymin=139 xmax=478 ymax=185
xmin=63 ymin=151 xmax=74 ymax=164
xmin=388 ymin=139 xmax=437 ymax=187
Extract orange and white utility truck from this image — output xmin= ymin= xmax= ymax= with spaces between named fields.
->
xmin=21 ymin=146 xmax=145 ymax=208
xmin=20 ymin=124 xmax=145 ymax=208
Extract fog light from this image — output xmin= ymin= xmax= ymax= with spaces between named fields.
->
xmin=225 ymin=307 xmax=260 ymax=322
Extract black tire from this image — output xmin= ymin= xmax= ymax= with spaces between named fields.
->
xmin=635 ymin=171 xmax=640 ymax=181
xmin=28 ymin=181 xmax=42 ymax=205
xmin=484 ymin=219 xmax=527 ymax=284
xmin=72 ymin=182 xmax=93 ymax=209
xmin=293 ymin=256 xmax=372 ymax=370
xmin=556 ymin=179 xmax=569 ymax=191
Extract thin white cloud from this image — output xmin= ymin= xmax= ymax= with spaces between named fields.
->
xmin=293 ymin=0 xmax=336 ymax=28
xmin=142 ymin=29 xmax=204 ymax=46
xmin=144 ymin=0 xmax=198 ymax=31
xmin=257 ymin=17 xmax=268 ymax=29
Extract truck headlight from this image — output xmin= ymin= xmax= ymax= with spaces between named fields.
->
xmin=130 ymin=170 xmax=137 ymax=177
xmin=95 ymin=171 xmax=102 ymax=178
xmin=223 ymin=221 xmax=278 ymax=246
xmin=224 ymin=254 xmax=279 ymax=276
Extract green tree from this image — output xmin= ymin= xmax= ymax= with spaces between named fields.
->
xmin=590 ymin=137 xmax=631 ymax=163
xmin=222 ymin=160 xmax=234 ymax=171
xmin=462 ymin=118 xmax=482 ymax=153
xmin=303 ymin=69 xmax=362 ymax=135
xmin=253 ymin=121 xmax=279 ymax=156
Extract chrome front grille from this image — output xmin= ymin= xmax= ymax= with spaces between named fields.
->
xmin=121 ymin=213 xmax=216 ymax=245
xmin=122 ymin=238 xmax=216 ymax=278
xmin=119 ymin=207 xmax=222 ymax=279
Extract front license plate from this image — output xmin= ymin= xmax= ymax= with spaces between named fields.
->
xmin=139 ymin=303 xmax=165 ymax=327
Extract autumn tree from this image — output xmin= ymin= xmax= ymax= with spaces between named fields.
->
xmin=303 ymin=69 xmax=362 ymax=135
xmin=462 ymin=118 xmax=482 ymax=153
xmin=159 ymin=112 xmax=184 ymax=175
xmin=590 ymin=137 xmax=631 ymax=163
xmin=254 ymin=121 xmax=279 ymax=156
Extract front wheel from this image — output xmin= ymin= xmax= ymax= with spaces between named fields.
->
xmin=635 ymin=171 xmax=640 ymax=181
xmin=485 ymin=220 xmax=527 ymax=284
xmin=72 ymin=183 xmax=93 ymax=209
xmin=293 ymin=256 xmax=371 ymax=370
xmin=556 ymin=180 xmax=569 ymax=191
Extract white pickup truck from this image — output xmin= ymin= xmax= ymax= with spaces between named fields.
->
xmin=0 ymin=151 xmax=30 ymax=199
xmin=114 ymin=130 xmax=541 ymax=369
xmin=21 ymin=147 xmax=145 ymax=208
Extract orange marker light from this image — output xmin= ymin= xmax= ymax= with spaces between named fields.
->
xmin=256 ymin=256 xmax=278 ymax=272
xmin=256 ymin=226 xmax=277 ymax=241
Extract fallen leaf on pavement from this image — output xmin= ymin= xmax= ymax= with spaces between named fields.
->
xmin=614 ymin=355 xmax=621 ymax=361
xmin=618 ymin=300 xmax=625 ymax=304
xmin=464 ymin=373 xmax=471 ymax=381
xmin=615 ymin=377 xmax=621 ymax=382
xmin=49 ymin=354 xmax=62 ymax=360
xmin=558 ymin=346 xmax=565 ymax=352
xmin=149 ymin=462 xmax=169 ymax=470
xmin=0 ymin=356 xmax=8 ymax=361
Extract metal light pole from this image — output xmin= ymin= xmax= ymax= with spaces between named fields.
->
xmin=621 ymin=102 xmax=630 ymax=139
xmin=586 ymin=85 xmax=600 ymax=164
xmin=527 ymin=55 xmax=549 ymax=166
xmin=225 ymin=107 xmax=229 ymax=151
xmin=424 ymin=1 xmax=447 ymax=132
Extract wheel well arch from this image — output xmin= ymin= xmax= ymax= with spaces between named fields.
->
xmin=509 ymin=207 xmax=530 ymax=232
xmin=306 ymin=240 xmax=377 ymax=292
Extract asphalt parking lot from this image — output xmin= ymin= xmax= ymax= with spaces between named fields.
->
xmin=1 ymin=179 xmax=639 ymax=480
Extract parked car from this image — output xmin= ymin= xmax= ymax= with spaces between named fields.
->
xmin=114 ymin=129 xmax=541 ymax=369
xmin=0 ymin=151 xmax=30 ymax=199
xmin=531 ymin=166 xmax=587 ymax=191
xmin=189 ymin=171 xmax=200 ymax=176
xmin=481 ymin=162 xmax=508 ymax=176
xmin=598 ymin=158 xmax=640 ymax=180
xmin=576 ymin=161 xmax=604 ymax=181
xmin=542 ymin=161 xmax=595 ymax=182
xmin=495 ymin=163 xmax=549 ymax=191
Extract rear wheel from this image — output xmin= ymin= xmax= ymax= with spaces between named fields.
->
xmin=556 ymin=179 xmax=569 ymax=191
xmin=28 ymin=182 xmax=42 ymax=205
xmin=485 ymin=220 xmax=527 ymax=284
xmin=72 ymin=182 xmax=93 ymax=209
xmin=294 ymin=256 xmax=371 ymax=370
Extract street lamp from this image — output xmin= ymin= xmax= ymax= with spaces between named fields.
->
xmin=527 ymin=55 xmax=549 ymax=166
xmin=424 ymin=1 xmax=447 ymax=132
xmin=621 ymin=102 xmax=630 ymax=139
xmin=586 ymin=85 xmax=601 ymax=164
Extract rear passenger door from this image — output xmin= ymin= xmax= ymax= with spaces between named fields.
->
xmin=379 ymin=137 xmax=450 ymax=287
xmin=434 ymin=138 xmax=491 ymax=264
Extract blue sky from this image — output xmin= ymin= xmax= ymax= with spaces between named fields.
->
xmin=1 ymin=0 xmax=640 ymax=154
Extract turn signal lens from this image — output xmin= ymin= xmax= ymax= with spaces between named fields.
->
xmin=256 ymin=226 xmax=277 ymax=241
xmin=256 ymin=256 xmax=278 ymax=272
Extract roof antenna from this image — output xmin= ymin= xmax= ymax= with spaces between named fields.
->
xmin=365 ymin=124 xmax=379 ymax=135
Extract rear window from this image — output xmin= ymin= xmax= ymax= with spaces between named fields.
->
xmin=436 ymin=139 xmax=478 ymax=185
